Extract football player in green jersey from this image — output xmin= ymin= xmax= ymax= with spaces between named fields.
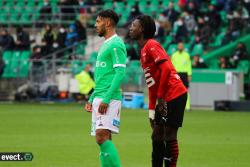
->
xmin=84 ymin=9 xmax=127 ymax=167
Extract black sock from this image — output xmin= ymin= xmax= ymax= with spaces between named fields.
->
xmin=152 ymin=140 xmax=165 ymax=167
xmin=164 ymin=140 xmax=172 ymax=167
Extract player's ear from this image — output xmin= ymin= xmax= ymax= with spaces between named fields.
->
xmin=106 ymin=18 xmax=112 ymax=28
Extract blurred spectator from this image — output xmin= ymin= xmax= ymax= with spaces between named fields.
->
xmin=56 ymin=26 xmax=67 ymax=50
xmin=155 ymin=17 xmax=167 ymax=43
xmin=41 ymin=24 xmax=56 ymax=55
xmin=0 ymin=56 xmax=5 ymax=77
xmin=124 ymin=32 xmax=139 ymax=60
xmin=219 ymin=56 xmax=233 ymax=69
xmin=59 ymin=0 xmax=78 ymax=21
xmin=74 ymin=63 xmax=95 ymax=101
xmin=178 ymin=0 xmax=187 ymax=10
xmin=78 ymin=0 xmax=86 ymax=14
xmin=39 ymin=0 xmax=52 ymax=22
xmin=85 ymin=0 xmax=103 ymax=5
xmin=55 ymin=26 xmax=67 ymax=59
xmin=126 ymin=41 xmax=139 ymax=61
xmin=205 ymin=4 xmax=221 ymax=32
xmin=183 ymin=11 xmax=196 ymax=33
xmin=227 ymin=11 xmax=244 ymax=40
xmin=171 ymin=42 xmax=192 ymax=110
xmin=242 ymin=0 xmax=250 ymax=14
xmin=171 ymin=42 xmax=192 ymax=88
xmin=225 ymin=0 xmax=239 ymax=12
xmin=65 ymin=24 xmax=78 ymax=47
xmin=30 ymin=46 xmax=43 ymax=79
xmin=230 ymin=42 xmax=249 ymax=67
xmin=162 ymin=2 xmax=180 ymax=26
xmin=185 ymin=1 xmax=201 ymax=20
xmin=192 ymin=55 xmax=207 ymax=68
xmin=222 ymin=29 xmax=233 ymax=45
xmin=0 ymin=29 xmax=15 ymax=51
xmin=195 ymin=17 xmax=212 ymax=47
xmin=127 ymin=2 xmax=142 ymax=24
xmin=15 ymin=27 xmax=30 ymax=50
xmin=75 ymin=19 xmax=87 ymax=42
xmin=30 ymin=46 xmax=43 ymax=60
xmin=173 ymin=17 xmax=188 ymax=42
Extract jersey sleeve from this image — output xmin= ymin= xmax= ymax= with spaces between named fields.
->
xmin=148 ymin=87 xmax=157 ymax=110
xmin=110 ymin=42 xmax=127 ymax=68
xmin=147 ymin=40 xmax=168 ymax=64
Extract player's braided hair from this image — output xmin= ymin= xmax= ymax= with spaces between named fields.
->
xmin=136 ymin=15 xmax=156 ymax=39
xmin=97 ymin=9 xmax=119 ymax=25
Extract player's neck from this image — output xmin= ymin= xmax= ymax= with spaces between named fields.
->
xmin=104 ymin=29 xmax=116 ymax=40
xmin=138 ymin=38 xmax=148 ymax=49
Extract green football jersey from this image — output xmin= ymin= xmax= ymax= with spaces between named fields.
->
xmin=89 ymin=34 xmax=127 ymax=104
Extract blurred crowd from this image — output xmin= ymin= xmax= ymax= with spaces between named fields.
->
xmin=0 ymin=16 xmax=87 ymax=60
xmin=0 ymin=0 xmax=250 ymax=67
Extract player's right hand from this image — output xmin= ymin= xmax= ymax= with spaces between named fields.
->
xmin=156 ymin=98 xmax=168 ymax=117
xmin=84 ymin=102 xmax=92 ymax=113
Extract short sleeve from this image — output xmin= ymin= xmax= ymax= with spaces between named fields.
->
xmin=147 ymin=41 xmax=168 ymax=64
xmin=110 ymin=43 xmax=127 ymax=68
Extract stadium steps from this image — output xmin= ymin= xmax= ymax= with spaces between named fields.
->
xmin=0 ymin=78 xmax=27 ymax=100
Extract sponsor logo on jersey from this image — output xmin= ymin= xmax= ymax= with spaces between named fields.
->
xmin=112 ymin=119 xmax=120 ymax=128
xmin=96 ymin=61 xmax=107 ymax=67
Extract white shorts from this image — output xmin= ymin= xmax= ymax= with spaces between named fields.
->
xmin=91 ymin=98 xmax=121 ymax=136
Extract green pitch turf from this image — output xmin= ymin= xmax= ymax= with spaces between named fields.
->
xmin=0 ymin=103 xmax=250 ymax=167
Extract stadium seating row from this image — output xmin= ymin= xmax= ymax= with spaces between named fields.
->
xmin=2 ymin=51 xmax=30 ymax=78
xmin=0 ymin=0 xmax=178 ymax=25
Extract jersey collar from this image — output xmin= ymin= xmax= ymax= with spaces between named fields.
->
xmin=104 ymin=34 xmax=117 ymax=43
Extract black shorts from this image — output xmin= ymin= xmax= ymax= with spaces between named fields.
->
xmin=155 ymin=92 xmax=187 ymax=128
xmin=178 ymin=72 xmax=189 ymax=88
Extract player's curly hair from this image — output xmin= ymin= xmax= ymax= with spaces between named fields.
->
xmin=136 ymin=15 xmax=156 ymax=39
xmin=97 ymin=9 xmax=119 ymax=26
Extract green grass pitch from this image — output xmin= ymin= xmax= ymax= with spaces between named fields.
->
xmin=0 ymin=103 xmax=250 ymax=167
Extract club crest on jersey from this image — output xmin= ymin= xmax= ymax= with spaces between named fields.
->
xmin=96 ymin=61 xmax=106 ymax=67
xmin=144 ymin=67 xmax=155 ymax=88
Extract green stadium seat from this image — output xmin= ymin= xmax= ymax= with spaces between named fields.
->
xmin=16 ymin=1 xmax=25 ymax=7
xmin=162 ymin=0 xmax=170 ymax=6
xmin=27 ymin=1 xmax=35 ymax=7
xmin=3 ymin=51 xmax=12 ymax=61
xmin=209 ymin=32 xmax=225 ymax=48
xmin=126 ymin=61 xmax=142 ymax=85
xmin=103 ymin=2 xmax=113 ymax=9
xmin=209 ymin=59 xmax=219 ymax=69
xmin=9 ymin=60 xmax=19 ymax=78
xmin=130 ymin=60 xmax=140 ymax=68
xmin=89 ymin=52 xmax=98 ymax=62
xmin=19 ymin=59 xmax=30 ymax=77
xmin=237 ymin=60 xmax=250 ymax=74
xmin=114 ymin=2 xmax=125 ymax=14
xmin=167 ymin=44 xmax=177 ymax=56
xmin=71 ymin=60 xmax=82 ymax=75
xmin=126 ymin=0 xmax=136 ymax=7
xmin=21 ymin=51 xmax=31 ymax=60
xmin=12 ymin=51 xmax=22 ymax=60
xmin=76 ymin=44 xmax=86 ymax=56
xmin=163 ymin=36 xmax=173 ymax=49
xmin=2 ymin=51 xmax=12 ymax=78
xmin=151 ymin=0 xmax=159 ymax=6
xmin=191 ymin=44 xmax=204 ymax=56
xmin=5 ymin=1 xmax=15 ymax=7
xmin=9 ymin=12 xmax=20 ymax=23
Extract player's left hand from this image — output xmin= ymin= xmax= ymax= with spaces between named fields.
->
xmin=98 ymin=103 xmax=109 ymax=115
